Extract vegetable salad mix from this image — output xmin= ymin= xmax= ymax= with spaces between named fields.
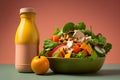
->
xmin=40 ymin=22 xmax=112 ymax=59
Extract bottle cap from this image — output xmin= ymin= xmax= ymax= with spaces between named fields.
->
xmin=20 ymin=8 xmax=35 ymax=14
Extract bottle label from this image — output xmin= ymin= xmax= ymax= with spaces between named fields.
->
xmin=15 ymin=43 xmax=38 ymax=66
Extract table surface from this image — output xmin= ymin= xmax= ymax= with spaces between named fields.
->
xmin=0 ymin=64 xmax=120 ymax=80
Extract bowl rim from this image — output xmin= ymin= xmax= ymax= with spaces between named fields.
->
xmin=47 ymin=57 xmax=105 ymax=60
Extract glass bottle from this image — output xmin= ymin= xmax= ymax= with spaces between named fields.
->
xmin=15 ymin=8 xmax=39 ymax=72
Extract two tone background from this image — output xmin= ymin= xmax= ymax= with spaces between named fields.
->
xmin=0 ymin=0 xmax=120 ymax=64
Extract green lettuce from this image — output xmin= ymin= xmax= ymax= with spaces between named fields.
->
xmin=87 ymin=35 xmax=106 ymax=46
xmin=75 ymin=22 xmax=86 ymax=30
xmin=43 ymin=39 xmax=61 ymax=51
xmin=104 ymin=43 xmax=112 ymax=53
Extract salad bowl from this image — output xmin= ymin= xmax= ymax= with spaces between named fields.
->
xmin=40 ymin=22 xmax=112 ymax=74
xmin=47 ymin=57 xmax=105 ymax=74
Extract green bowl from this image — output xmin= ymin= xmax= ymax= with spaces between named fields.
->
xmin=47 ymin=57 xmax=105 ymax=74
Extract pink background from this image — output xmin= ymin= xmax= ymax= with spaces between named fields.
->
xmin=0 ymin=0 xmax=120 ymax=64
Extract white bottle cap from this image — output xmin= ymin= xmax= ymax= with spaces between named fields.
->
xmin=20 ymin=8 xmax=35 ymax=14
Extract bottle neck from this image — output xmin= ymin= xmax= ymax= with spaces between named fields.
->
xmin=20 ymin=13 xmax=36 ymax=21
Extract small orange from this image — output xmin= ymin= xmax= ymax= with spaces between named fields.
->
xmin=31 ymin=56 xmax=50 ymax=74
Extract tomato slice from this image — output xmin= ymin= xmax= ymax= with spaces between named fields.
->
xmin=73 ymin=44 xmax=81 ymax=53
xmin=52 ymin=35 xmax=60 ymax=42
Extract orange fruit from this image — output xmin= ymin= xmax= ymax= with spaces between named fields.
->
xmin=31 ymin=56 xmax=50 ymax=74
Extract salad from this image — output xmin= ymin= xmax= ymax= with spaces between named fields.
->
xmin=40 ymin=22 xmax=112 ymax=59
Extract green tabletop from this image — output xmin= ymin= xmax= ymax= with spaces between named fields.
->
xmin=0 ymin=64 xmax=120 ymax=80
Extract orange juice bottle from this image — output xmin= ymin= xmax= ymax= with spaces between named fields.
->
xmin=15 ymin=8 xmax=39 ymax=72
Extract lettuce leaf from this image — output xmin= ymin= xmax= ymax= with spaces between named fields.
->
xmin=43 ymin=39 xmax=61 ymax=51
xmin=62 ymin=22 xmax=75 ymax=33
xmin=87 ymin=35 xmax=106 ymax=46
xmin=104 ymin=43 xmax=112 ymax=53
xmin=53 ymin=27 xmax=60 ymax=35
xmin=75 ymin=22 xmax=86 ymax=30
